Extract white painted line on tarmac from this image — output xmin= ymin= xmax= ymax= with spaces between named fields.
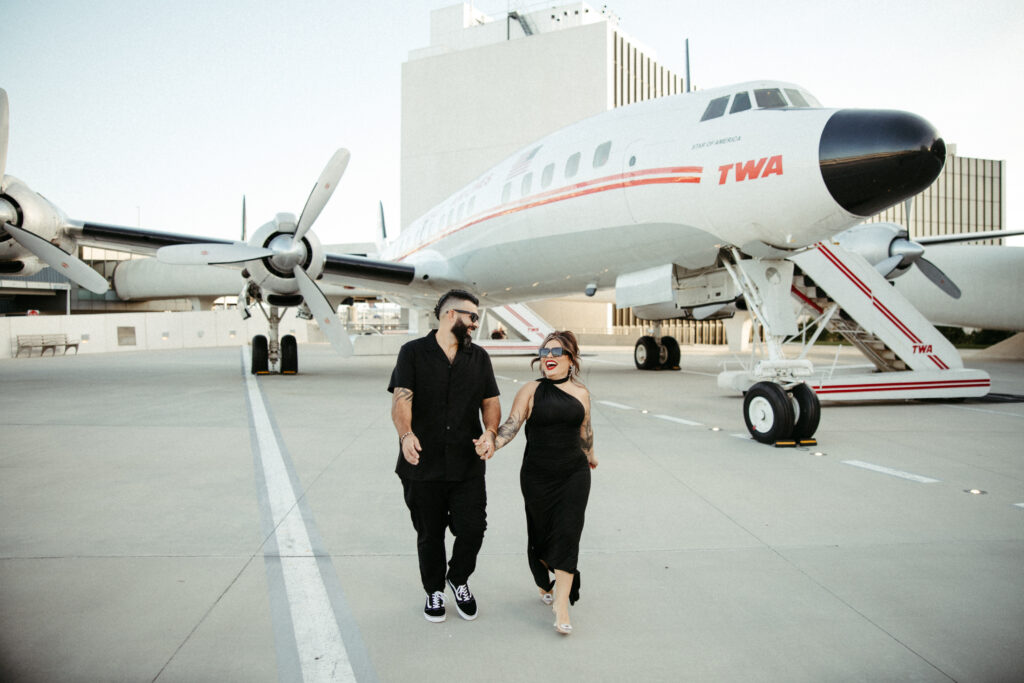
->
xmin=597 ymin=400 xmax=634 ymax=410
xmin=730 ymin=433 xmax=751 ymax=440
xmin=841 ymin=460 xmax=940 ymax=484
xmin=653 ymin=414 xmax=704 ymax=427
xmin=943 ymin=405 xmax=1024 ymax=418
xmin=244 ymin=352 xmax=357 ymax=683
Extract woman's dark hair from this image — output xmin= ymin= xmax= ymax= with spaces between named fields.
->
xmin=531 ymin=330 xmax=582 ymax=379
xmin=433 ymin=289 xmax=479 ymax=320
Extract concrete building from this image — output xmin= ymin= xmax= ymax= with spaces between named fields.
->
xmin=401 ymin=1 xmax=685 ymax=228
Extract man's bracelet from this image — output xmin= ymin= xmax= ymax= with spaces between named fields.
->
xmin=486 ymin=428 xmax=497 ymax=439
xmin=400 ymin=431 xmax=413 ymax=444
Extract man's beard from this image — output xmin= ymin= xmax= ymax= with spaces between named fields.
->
xmin=452 ymin=320 xmax=473 ymax=349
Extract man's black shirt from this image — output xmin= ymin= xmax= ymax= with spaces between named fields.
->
xmin=388 ymin=330 xmax=500 ymax=481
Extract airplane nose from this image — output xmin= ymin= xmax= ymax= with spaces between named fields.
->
xmin=819 ymin=109 xmax=945 ymax=217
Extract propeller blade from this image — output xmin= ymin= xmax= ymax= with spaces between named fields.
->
xmin=916 ymin=258 xmax=961 ymax=299
xmin=378 ymin=200 xmax=387 ymax=241
xmin=292 ymin=265 xmax=353 ymax=357
xmin=874 ymin=254 xmax=904 ymax=278
xmin=241 ymin=195 xmax=247 ymax=241
xmin=4 ymin=223 xmax=109 ymax=294
xmin=0 ymin=88 xmax=9 ymax=187
xmin=293 ymin=148 xmax=350 ymax=245
xmin=157 ymin=242 xmax=273 ymax=265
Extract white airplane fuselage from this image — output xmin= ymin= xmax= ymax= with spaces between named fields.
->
xmin=385 ymin=81 xmax=872 ymax=305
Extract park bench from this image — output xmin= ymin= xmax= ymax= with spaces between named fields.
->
xmin=14 ymin=334 xmax=80 ymax=357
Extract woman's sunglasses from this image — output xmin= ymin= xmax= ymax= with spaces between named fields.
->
xmin=452 ymin=309 xmax=480 ymax=323
xmin=538 ymin=347 xmax=567 ymax=358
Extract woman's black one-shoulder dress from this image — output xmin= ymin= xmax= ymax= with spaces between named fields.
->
xmin=521 ymin=376 xmax=591 ymax=604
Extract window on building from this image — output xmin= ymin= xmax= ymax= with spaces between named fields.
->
xmin=593 ymin=141 xmax=612 ymax=168
xmin=542 ymin=163 xmax=555 ymax=188
xmin=785 ymin=89 xmax=810 ymax=107
xmin=754 ymin=88 xmax=787 ymax=108
xmin=700 ymin=96 xmax=729 ymax=121
xmin=565 ymin=152 xmax=581 ymax=178
xmin=730 ymin=92 xmax=752 ymax=114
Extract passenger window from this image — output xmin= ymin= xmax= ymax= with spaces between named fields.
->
xmin=542 ymin=163 xmax=555 ymax=188
xmin=502 ymin=183 xmax=512 ymax=203
xmin=592 ymin=141 xmax=612 ymax=168
xmin=565 ymin=152 xmax=581 ymax=178
xmin=447 ymin=208 xmax=455 ymax=225
xmin=467 ymin=196 xmax=475 ymax=214
xmin=457 ymin=203 xmax=465 ymax=222
xmin=785 ymin=89 xmax=809 ymax=107
xmin=521 ymin=173 xmax=532 ymax=196
xmin=730 ymin=92 xmax=751 ymax=114
xmin=754 ymin=88 xmax=787 ymax=108
xmin=700 ymin=96 xmax=729 ymax=121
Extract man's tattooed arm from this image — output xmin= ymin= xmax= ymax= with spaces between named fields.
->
xmin=391 ymin=387 xmax=414 ymax=435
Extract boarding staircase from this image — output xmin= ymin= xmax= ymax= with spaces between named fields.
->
xmin=478 ymin=302 xmax=555 ymax=355
xmin=786 ymin=242 xmax=990 ymax=400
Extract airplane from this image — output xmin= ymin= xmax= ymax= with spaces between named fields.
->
xmin=3 ymin=82 xmax=1021 ymax=444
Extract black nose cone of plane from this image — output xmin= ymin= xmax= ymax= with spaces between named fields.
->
xmin=819 ymin=109 xmax=945 ymax=217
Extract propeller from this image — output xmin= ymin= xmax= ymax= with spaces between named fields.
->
xmin=1 ymin=88 xmax=9 ymax=187
xmin=1 ymin=89 xmax=109 ymax=294
xmin=293 ymin=148 xmax=349 ymax=246
xmin=293 ymin=265 xmax=353 ymax=357
xmin=872 ymin=198 xmax=961 ymax=298
xmin=155 ymin=148 xmax=354 ymax=356
xmin=157 ymin=242 xmax=273 ymax=265
xmin=3 ymin=223 xmax=110 ymax=294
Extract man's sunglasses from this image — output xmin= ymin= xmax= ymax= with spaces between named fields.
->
xmin=538 ymin=347 xmax=567 ymax=358
xmin=452 ymin=309 xmax=480 ymax=323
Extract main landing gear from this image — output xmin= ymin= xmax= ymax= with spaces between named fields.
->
xmin=633 ymin=333 xmax=681 ymax=370
xmin=742 ymin=381 xmax=820 ymax=445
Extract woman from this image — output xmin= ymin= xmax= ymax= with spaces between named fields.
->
xmin=482 ymin=330 xmax=597 ymax=634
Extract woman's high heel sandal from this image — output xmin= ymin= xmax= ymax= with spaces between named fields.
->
xmin=554 ymin=622 xmax=573 ymax=635
xmin=540 ymin=592 xmax=553 ymax=605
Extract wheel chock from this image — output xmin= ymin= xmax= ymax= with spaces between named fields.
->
xmin=773 ymin=440 xmax=797 ymax=448
xmin=798 ymin=438 xmax=818 ymax=447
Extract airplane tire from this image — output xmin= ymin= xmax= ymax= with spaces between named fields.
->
xmin=743 ymin=381 xmax=794 ymax=444
xmin=660 ymin=336 xmax=681 ymax=370
xmin=251 ymin=335 xmax=269 ymax=374
xmin=789 ymin=383 xmax=820 ymax=440
xmin=281 ymin=335 xmax=298 ymax=375
xmin=634 ymin=336 xmax=659 ymax=370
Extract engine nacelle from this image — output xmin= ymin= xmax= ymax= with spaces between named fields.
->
xmin=1 ymin=175 xmax=75 ymax=255
xmin=615 ymin=263 xmax=740 ymax=322
xmin=245 ymin=213 xmax=326 ymax=295
xmin=833 ymin=222 xmax=911 ymax=277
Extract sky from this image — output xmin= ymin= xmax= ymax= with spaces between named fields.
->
xmin=3 ymin=0 xmax=1023 ymax=247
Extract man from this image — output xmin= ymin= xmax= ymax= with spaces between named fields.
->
xmin=388 ymin=289 xmax=500 ymax=622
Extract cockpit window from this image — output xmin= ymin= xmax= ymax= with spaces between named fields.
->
xmin=754 ymin=88 xmax=788 ymax=108
xmin=730 ymin=92 xmax=752 ymax=114
xmin=785 ymin=89 xmax=810 ymax=107
xmin=700 ymin=96 xmax=729 ymax=121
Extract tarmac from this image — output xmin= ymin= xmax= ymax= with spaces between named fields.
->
xmin=2 ymin=341 xmax=1023 ymax=683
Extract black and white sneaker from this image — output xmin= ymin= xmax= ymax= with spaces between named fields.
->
xmin=424 ymin=590 xmax=446 ymax=622
xmin=447 ymin=579 xmax=478 ymax=620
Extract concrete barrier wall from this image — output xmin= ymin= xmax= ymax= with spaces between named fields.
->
xmin=2 ymin=310 xmax=315 ymax=359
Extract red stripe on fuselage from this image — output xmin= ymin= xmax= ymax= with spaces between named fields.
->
xmin=395 ymin=166 xmax=703 ymax=261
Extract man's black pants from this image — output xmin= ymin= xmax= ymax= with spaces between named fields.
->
xmin=401 ymin=476 xmax=487 ymax=593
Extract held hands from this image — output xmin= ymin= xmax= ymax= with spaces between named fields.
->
xmin=473 ymin=432 xmax=496 ymax=460
xmin=588 ymin=455 xmax=598 ymax=470
xmin=401 ymin=432 xmax=422 ymax=465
